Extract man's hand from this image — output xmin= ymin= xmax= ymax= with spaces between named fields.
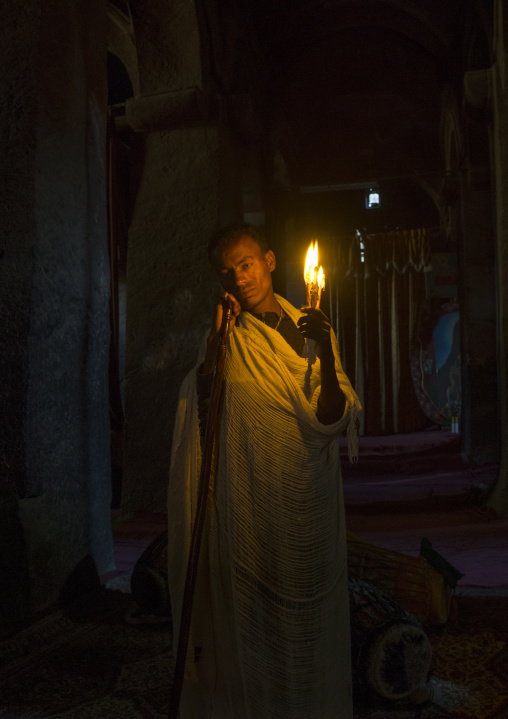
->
xmin=298 ymin=307 xmax=345 ymax=424
xmin=297 ymin=307 xmax=333 ymax=359
xmin=201 ymin=292 xmax=242 ymax=374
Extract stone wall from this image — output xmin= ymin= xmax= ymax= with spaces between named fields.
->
xmin=0 ymin=1 xmax=114 ymax=620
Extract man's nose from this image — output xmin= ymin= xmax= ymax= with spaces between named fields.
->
xmin=233 ymin=269 xmax=247 ymax=288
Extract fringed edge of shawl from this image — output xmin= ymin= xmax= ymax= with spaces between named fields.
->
xmin=347 ymin=407 xmax=361 ymax=464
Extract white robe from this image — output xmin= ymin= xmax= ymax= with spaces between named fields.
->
xmin=167 ymin=295 xmax=361 ymax=719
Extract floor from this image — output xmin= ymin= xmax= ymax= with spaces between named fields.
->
xmin=342 ymin=429 xmax=508 ymax=593
xmin=107 ymin=429 xmax=508 ymax=594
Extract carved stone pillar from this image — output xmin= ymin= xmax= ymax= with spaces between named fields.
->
xmin=122 ymin=90 xmax=256 ymax=511
xmin=458 ymin=70 xmax=499 ymax=465
xmin=487 ymin=1 xmax=508 ymax=513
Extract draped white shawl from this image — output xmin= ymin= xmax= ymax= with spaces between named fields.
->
xmin=167 ymin=295 xmax=361 ymax=719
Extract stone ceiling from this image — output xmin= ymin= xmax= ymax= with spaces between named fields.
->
xmin=244 ymin=0 xmax=464 ymax=187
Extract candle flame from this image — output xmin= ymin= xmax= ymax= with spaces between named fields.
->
xmin=304 ymin=240 xmax=325 ymax=308
xmin=304 ymin=241 xmax=318 ymax=285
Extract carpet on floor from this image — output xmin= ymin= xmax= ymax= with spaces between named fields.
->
xmin=355 ymin=595 xmax=508 ymax=718
xmin=0 ymin=588 xmax=172 ymax=719
xmin=0 ymin=591 xmax=507 ymax=719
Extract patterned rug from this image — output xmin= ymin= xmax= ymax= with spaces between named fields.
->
xmin=0 ymin=588 xmax=173 ymax=719
xmin=354 ymin=595 xmax=508 ymax=719
xmin=0 ymin=590 xmax=506 ymax=718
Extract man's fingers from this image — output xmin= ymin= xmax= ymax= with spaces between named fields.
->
xmin=297 ymin=310 xmax=332 ymax=346
xmin=212 ymin=293 xmax=239 ymax=337
xmin=299 ymin=328 xmax=330 ymax=341
xmin=297 ymin=317 xmax=331 ymax=333
xmin=223 ymin=292 xmax=242 ymax=317
xmin=299 ymin=306 xmax=330 ymax=321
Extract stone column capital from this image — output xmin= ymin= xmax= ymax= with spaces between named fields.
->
xmin=124 ymin=88 xmax=261 ymax=142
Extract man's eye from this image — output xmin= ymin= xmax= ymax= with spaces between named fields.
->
xmin=243 ymin=263 xmax=252 ymax=270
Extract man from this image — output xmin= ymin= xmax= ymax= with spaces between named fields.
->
xmin=167 ymin=224 xmax=361 ymax=719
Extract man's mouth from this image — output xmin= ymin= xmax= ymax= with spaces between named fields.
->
xmin=237 ymin=288 xmax=255 ymax=301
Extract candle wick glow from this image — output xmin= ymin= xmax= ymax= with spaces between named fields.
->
xmin=304 ymin=240 xmax=325 ymax=309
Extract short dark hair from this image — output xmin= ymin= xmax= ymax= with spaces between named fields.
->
xmin=207 ymin=223 xmax=270 ymax=263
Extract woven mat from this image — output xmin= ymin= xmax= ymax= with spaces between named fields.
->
xmin=0 ymin=591 xmax=506 ymax=718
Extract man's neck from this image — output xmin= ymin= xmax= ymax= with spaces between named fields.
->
xmin=247 ymin=294 xmax=281 ymax=315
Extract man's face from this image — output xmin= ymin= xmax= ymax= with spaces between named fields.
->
xmin=212 ymin=235 xmax=277 ymax=314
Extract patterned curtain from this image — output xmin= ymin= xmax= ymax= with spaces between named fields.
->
xmin=329 ymin=229 xmax=432 ymax=435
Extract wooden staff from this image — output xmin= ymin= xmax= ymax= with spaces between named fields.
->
xmin=168 ymin=297 xmax=233 ymax=719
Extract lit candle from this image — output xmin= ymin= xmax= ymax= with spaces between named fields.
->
xmin=304 ymin=240 xmax=325 ymax=309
